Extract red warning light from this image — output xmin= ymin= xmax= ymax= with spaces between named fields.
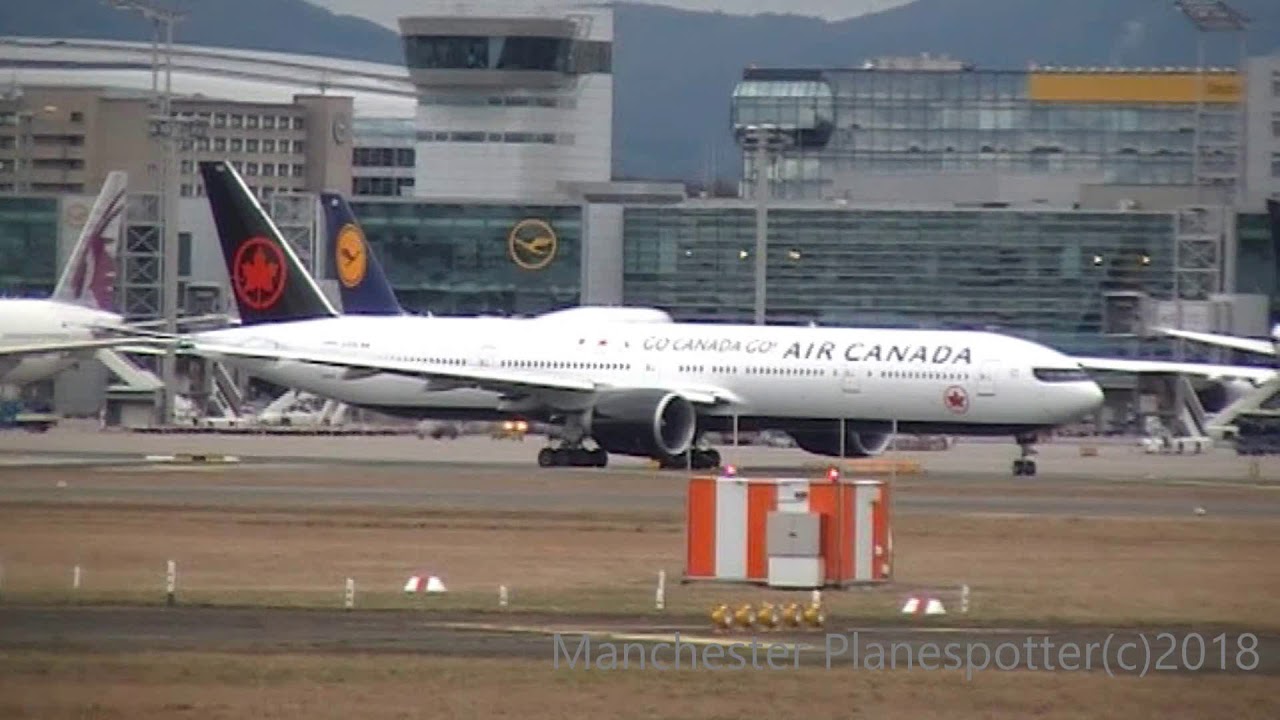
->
xmin=724 ymin=464 xmax=737 ymax=477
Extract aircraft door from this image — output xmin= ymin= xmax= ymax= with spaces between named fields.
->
xmin=841 ymin=367 xmax=861 ymax=394
xmin=475 ymin=344 xmax=497 ymax=369
xmin=977 ymin=360 xmax=998 ymax=396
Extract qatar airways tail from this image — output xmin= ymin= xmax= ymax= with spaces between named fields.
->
xmin=52 ymin=170 xmax=127 ymax=312
xmin=0 ymin=171 xmax=155 ymax=386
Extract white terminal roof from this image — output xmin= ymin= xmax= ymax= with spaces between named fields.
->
xmin=0 ymin=36 xmax=417 ymax=118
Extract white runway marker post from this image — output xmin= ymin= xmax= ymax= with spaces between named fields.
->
xmin=165 ymin=560 xmax=177 ymax=607
xmin=655 ymin=570 xmax=666 ymax=611
xmin=344 ymin=578 xmax=355 ymax=610
xmin=499 ymin=585 xmax=508 ymax=609
xmin=960 ymin=584 xmax=970 ymax=614
xmin=72 ymin=565 xmax=81 ymax=591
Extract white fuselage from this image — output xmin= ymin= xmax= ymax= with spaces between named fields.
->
xmin=195 ymin=315 xmax=1103 ymax=432
xmin=0 ymin=299 xmax=124 ymax=386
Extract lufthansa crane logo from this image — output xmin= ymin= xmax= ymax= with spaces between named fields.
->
xmin=508 ymin=218 xmax=557 ymax=270
xmin=335 ymin=223 xmax=367 ymax=288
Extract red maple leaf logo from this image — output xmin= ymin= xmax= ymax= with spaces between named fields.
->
xmin=232 ymin=237 xmax=286 ymax=311
xmin=944 ymin=386 xmax=969 ymax=414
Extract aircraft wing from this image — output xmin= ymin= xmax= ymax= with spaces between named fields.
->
xmin=1077 ymin=356 xmax=1276 ymax=384
xmin=184 ymin=340 xmax=739 ymax=406
xmin=130 ymin=313 xmax=235 ymax=330
xmin=1155 ymin=328 xmax=1276 ymax=357
xmin=0 ymin=337 xmax=170 ymax=359
xmin=186 ymin=341 xmax=599 ymax=395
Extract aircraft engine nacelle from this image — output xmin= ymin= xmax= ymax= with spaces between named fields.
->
xmin=588 ymin=389 xmax=697 ymax=458
xmin=1197 ymin=379 xmax=1259 ymax=414
xmin=789 ymin=427 xmax=894 ymax=458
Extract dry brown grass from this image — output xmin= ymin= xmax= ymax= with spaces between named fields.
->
xmin=0 ymin=650 xmax=1275 ymax=720
xmin=1 ymin=504 xmax=1278 ymax=628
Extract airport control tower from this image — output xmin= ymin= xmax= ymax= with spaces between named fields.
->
xmin=398 ymin=1 xmax=613 ymax=202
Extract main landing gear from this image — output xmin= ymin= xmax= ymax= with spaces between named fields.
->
xmin=537 ymin=415 xmax=608 ymax=468
xmin=1012 ymin=433 xmax=1038 ymax=476
xmin=538 ymin=445 xmax=608 ymax=468
xmin=657 ymin=448 xmax=721 ymax=471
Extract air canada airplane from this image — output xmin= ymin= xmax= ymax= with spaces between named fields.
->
xmin=0 ymin=171 xmax=162 ymax=387
xmin=166 ymin=161 xmax=1116 ymax=476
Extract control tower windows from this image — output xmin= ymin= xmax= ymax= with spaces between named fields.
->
xmin=404 ymin=36 xmax=492 ymax=70
xmin=495 ymin=37 xmax=566 ymax=72
xmin=403 ymin=36 xmax=611 ymax=75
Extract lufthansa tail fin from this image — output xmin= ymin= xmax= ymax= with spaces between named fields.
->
xmin=321 ymin=191 xmax=403 ymax=315
xmin=199 ymin=161 xmax=337 ymax=325
xmin=51 ymin=170 xmax=127 ymax=311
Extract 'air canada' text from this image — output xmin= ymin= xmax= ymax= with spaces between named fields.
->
xmin=786 ymin=342 xmax=972 ymax=365
xmin=641 ymin=336 xmax=972 ymax=365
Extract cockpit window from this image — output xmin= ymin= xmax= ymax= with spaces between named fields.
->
xmin=1034 ymin=368 xmax=1092 ymax=383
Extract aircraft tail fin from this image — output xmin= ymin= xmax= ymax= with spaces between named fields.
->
xmin=51 ymin=170 xmax=127 ymax=311
xmin=198 ymin=161 xmax=338 ymax=326
xmin=321 ymin=191 xmax=403 ymax=315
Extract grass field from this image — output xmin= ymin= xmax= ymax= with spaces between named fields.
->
xmin=2 ymin=503 xmax=1278 ymax=629
xmin=4 ymin=459 xmax=1280 ymax=718
xmin=0 ymin=651 xmax=1276 ymax=720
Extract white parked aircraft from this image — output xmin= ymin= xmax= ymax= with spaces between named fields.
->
xmin=160 ymin=161 xmax=1115 ymax=476
xmin=0 ymin=171 xmax=150 ymax=387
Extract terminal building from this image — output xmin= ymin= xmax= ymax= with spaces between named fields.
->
xmin=606 ymin=56 xmax=1280 ymax=355
xmin=728 ymin=54 xmax=1280 ymax=212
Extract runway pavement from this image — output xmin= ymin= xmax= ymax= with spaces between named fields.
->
xmin=0 ymin=605 xmax=1273 ymax=675
xmin=2 ymin=427 xmax=1279 ymax=518
xmin=1 ymin=422 xmax=1277 ymax=483
xmin=2 ymin=464 xmax=1279 ymax=518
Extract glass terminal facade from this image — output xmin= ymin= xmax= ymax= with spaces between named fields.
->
xmin=622 ymin=204 xmax=1176 ymax=356
xmin=732 ymin=67 xmax=1242 ymax=198
xmin=348 ymin=200 xmax=581 ymax=316
xmin=0 ymin=196 xmax=59 ymax=296
xmin=1236 ymin=211 xmax=1279 ymax=321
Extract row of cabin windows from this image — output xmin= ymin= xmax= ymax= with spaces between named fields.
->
xmin=377 ymin=355 xmax=967 ymax=382
xmin=503 ymin=360 xmax=632 ymax=371
xmin=686 ymin=365 xmax=827 ymax=377
xmin=881 ymin=370 xmax=971 ymax=381
xmin=383 ymin=356 xmax=465 ymax=365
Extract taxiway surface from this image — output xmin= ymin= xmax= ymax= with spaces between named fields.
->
xmin=1 ymin=606 xmax=1274 ymax=675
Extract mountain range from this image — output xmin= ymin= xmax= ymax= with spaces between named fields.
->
xmin=3 ymin=0 xmax=1277 ymax=183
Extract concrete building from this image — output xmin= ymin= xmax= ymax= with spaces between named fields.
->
xmin=1242 ymin=53 xmax=1280 ymax=212
xmin=0 ymin=85 xmax=352 ymax=201
xmin=397 ymin=1 xmax=614 ymax=202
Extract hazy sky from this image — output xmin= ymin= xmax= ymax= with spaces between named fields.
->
xmin=308 ymin=0 xmax=914 ymax=29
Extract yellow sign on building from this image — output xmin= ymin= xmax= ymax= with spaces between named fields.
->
xmin=508 ymin=218 xmax=557 ymax=270
xmin=1028 ymin=72 xmax=1241 ymax=104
